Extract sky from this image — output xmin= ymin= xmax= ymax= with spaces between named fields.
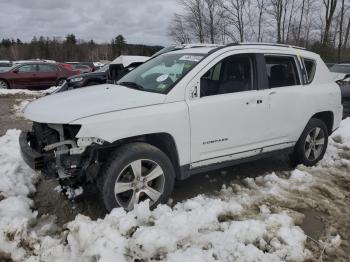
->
xmin=0 ymin=0 xmax=181 ymax=45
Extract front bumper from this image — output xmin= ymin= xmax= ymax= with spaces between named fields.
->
xmin=19 ymin=131 xmax=44 ymax=170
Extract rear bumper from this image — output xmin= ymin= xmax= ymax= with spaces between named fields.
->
xmin=19 ymin=131 xmax=44 ymax=170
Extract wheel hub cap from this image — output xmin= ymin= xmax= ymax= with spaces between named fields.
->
xmin=114 ymin=159 xmax=165 ymax=211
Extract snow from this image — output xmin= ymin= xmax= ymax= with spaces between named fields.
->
xmin=0 ymin=86 xmax=59 ymax=96
xmin=0 ymin=118 xmax=350 ymax=261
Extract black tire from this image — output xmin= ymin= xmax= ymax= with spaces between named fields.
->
xmin=99 ymin=142 xmax=175 ymax=212
xmin=0 ymin=79 xmax=9 ymax=89
xmin=56 ymin=78 xmax=66 ymax=86
xmin=290 ymin=118 xmax=328 ymax=166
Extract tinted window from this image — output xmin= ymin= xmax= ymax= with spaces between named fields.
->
xmin=17 ymin=64 xmax=37 ymax=72
xmin=265 ymin=56 xmax=300 ymax=88
xmin=200 ymin=55 xmax=254 ymax=97
xmin=303 ymin=58 xmax=316 ymax=83
xmin=38 ymin=64 xmax=57 ymax=72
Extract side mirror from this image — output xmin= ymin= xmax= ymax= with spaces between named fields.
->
xmin=13 ymin=69 xmax=19 ymax=74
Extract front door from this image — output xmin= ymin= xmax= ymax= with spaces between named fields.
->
xmin=187 ymin=53 xmax=270 ymax=167
xmin=12 ymin=64 xmax=38 ymax=89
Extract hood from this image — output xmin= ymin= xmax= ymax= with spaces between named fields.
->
xmin=24 ymin=84 xmax=166 ymax=124
xmin=68 ymin=71 xmax=106 ymax=80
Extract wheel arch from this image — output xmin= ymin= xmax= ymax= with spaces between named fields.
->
xmin=310 ymin=111 xmax=334 ymax=135
xmin=96 ymin=132 xmax=181 ymax=179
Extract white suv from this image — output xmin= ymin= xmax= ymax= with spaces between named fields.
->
xmin=20 ymin=43 xmax=343 ymax=211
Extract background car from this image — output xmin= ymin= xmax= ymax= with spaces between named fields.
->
xmin=335 ymin=75 xmax=350 ymax=118
xmin=0 ymin=62 xmax=77 ymax=89
xmin=330 ymin=63 xmax=350 ymax=74
xmin=66 ymin=62 xmax=96 ymax=72
xmin=0 ymin=60 xmax=12 ymax=72
xmin=56 ymin=56 xmax=149 ymax=92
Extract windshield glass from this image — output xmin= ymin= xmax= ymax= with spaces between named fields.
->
xmin=117 ymin=53 xmax=205 ymax=93
xmin=330 ymin=64 xmax=350 ymax=73
xmin=0 ymin=65 xmax=15 ymax=72
xmin=96 ymin=64 xmax=110 ymax=72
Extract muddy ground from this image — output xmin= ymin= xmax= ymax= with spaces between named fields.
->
xmin=1 ymin=94 xmax=349 ymax=261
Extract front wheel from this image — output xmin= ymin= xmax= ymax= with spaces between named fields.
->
xmin=290 ymin=118 xmax=328 ymax=166
xmin=56 ymin=78 xmax=66 ymax=86
xmin=99 ymin=143 xmax=175 ymax=212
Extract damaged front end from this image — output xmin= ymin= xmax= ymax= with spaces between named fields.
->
xmin=19 ymin=123 xmax=104 ymax=187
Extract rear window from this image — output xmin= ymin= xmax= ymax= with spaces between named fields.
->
xmin=303 ymin=58 xmax=316 ymax=84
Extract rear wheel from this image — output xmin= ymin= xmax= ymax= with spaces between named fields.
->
xmin=290 ymin=118 xmax=328 ymax=166
xmin=0 ymin=80 xmax=9 ymax=89
xmin=99 ymin=143 xmax=175 ymax=212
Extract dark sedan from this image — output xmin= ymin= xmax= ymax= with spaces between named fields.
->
xmin=66 ymin=64 xmax=109 ymax=89
xmin=0 ymin=62 xmax=78 ymax=90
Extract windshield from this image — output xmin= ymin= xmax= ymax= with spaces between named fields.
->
xmin=117 ymin=53 xmax=205 ymax=93
xmin=96 ymin=64 xmax=110 ymax=72
xmin=330 ymin=64 xmax=350 ymax=73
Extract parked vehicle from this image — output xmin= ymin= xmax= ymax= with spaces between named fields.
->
xmin=66 ymin=62 xmax=96 ymax=72
xmin=56 ymin=56 xmax=149 ymax=92
xmin=330 ymin=63 xmax=350 ymax=74
xmin=0 ymin=62 xmax=77 ymax=89
xmin=20 ymin=43 xmax=342 ymax=212
xmin=335 ymin=74 xmax=350 ymax=118
xmin=0 ymin=60 xmax=12 ymax=72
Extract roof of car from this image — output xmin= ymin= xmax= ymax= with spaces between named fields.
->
xmin=165 ymin=43 xmax=317 ymax=58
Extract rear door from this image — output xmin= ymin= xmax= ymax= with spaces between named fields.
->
xmin=263 ymin=54 xmax=304 ymax=144
xmin=12 ymin=64 xmax=38 ymax=89
xmin=187 ymin=52 xmax=271 ymax=166
xmin=37 ymin=64 xmax=59 ymax=88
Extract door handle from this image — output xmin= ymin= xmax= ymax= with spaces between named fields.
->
xmin=269 ymin=91 xmax=277 ymax=95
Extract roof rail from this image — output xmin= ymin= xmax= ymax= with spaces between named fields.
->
xmin=225 ymin=42 xmax=306 ymax=50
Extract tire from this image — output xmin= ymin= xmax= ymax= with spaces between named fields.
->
xmin=99 ymin=142 xmax=175 ymax=212
xmin=56 ymin=78 xmax=66 ymax=86
xmin=0 ymin=79 xmax=9 ymax=89
xmin=290 ymin=118 xmax=328 ymax=166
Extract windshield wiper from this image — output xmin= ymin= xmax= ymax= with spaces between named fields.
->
xmin=119 ymin=81 xmax=145 ymax=90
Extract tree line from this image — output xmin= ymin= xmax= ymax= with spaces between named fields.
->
xmin=0 ymin=34 xmax=163 ymax=62
xmin=168 ymin=0 xmax=350 ymax=62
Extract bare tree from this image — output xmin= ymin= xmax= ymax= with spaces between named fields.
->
xmin=269 ymin=0 xmax=286 ymax=43
xmin=204 ymin=0 xmax=225 ymax=43
xmin=257 ymin=0 xmax=266 ymax=42
xmin=322 ymin=0 xmax=338 ymax=45
xmin=168 ymin=14 xmax=191 ymax=43
xmin=297 ymin=0 xmax=306 ymax=44
xmin=337 ymin=0 xmax=345 ymax=61
xmin=223 ymin=0 xmax=247 ymax=42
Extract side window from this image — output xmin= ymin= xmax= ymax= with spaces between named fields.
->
xmin=265 ymin=55 xmax=300 ymax=88
xmin=38 ymin=64 xmax=57 ymax=72
xmin=200 ymin=55 xmax=254 ymax=97
xmin=303 ymin=58 xmax=316 ymax=84
xmin=17 ymin=64 xmax=37 ymax=73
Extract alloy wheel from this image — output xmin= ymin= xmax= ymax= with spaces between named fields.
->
xmin=114 ymin=159 xmax=165 ymax=210
xmin=304 ymin=127 xmax=325 ymax=161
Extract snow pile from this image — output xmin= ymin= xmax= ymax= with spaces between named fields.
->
xmin=0 ymin=129 xmax=39 ymax=260
xmin=1 ymin=118 xmax=350 ymax=261
xmin=0 ymin=86 xmax=59 ymax=96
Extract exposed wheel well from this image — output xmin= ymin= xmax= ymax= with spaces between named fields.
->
xmin=311 ymin=111 xmax=334 ymax=134
xmin=97 ymin=133 xmax=181 ymax=178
